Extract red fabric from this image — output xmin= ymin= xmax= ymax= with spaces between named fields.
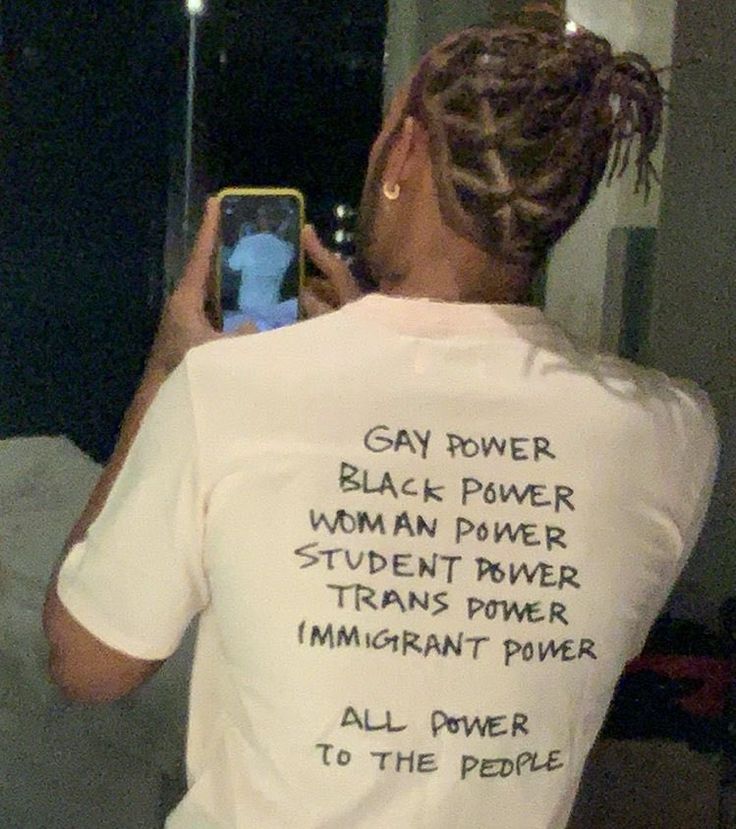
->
xmin=624 ymin=655 xmax=736 ymax=718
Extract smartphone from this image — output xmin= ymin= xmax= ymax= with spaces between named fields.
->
xmin=210 ymin=187 xmax=305 ymax=333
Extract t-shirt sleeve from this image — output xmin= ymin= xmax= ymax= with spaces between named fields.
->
xmin=56 ymin=359 xmax=210 ymax=661
xmin=228 ymin=240 xmax=245 ymax=271
xmin=672 ymin=380 xmax=721 ymax=566
xmin=282 ymin=240 xmax=295 ymax=269
xmin=624 ymin=379 xmax=720 ymax=662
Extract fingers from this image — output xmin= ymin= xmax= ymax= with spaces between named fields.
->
xmin=303 ymin=275 xmax=340 ymax=305
xmin=301 ymin=274 xmax=341 ymax=319
xmin=146 ymin=198 xmax=224 ymax=375
xmin=301 ymin=225 xmax=361 ymax=304
xmin=230 ymin=321 xmax=260 ymax=337
xmin=178 ymin=197 xmax=220 ymax=299
xmin=300 ymin=288 xmax=336 ymax=319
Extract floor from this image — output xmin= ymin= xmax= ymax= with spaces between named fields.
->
xmin=0 ymin=437 xmax=723 ymax=827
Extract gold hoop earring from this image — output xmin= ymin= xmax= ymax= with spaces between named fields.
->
xmin=382 ymin=182 xmax=401 ymax=201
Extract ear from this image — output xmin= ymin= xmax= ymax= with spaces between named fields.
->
xmin=383 ymin=117 xmax=429 ymax=190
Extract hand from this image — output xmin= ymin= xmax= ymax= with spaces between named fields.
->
xmin=146 ymin=198 xmax=257 ymax=378
xmin=300 ymin=225 xmax=362 ymax=318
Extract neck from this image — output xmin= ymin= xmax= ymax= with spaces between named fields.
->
xmin=375 ymin=181 xmax=533 ymax=304
xmin=378 ymin=246 xmax=532 ymax=305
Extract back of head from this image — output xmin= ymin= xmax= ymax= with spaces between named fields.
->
xmin=256 ymin=204 xmax=283 ymax=234
xmin=402 ymin=4 xmax=665 ymax=272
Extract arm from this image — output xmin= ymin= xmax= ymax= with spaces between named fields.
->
xmin=43 ymin=364 xmax=170 ymax=703
xmin=43 ymin=200 xmax=221 ymax=704
xmin=43 ymin=219 xmax=362 ymax=704
xmin=43 ymin=590 xmax=164 ymax=703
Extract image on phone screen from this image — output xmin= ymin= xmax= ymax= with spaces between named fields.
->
xmin=219 ymin=192 xmax=302 ymax=333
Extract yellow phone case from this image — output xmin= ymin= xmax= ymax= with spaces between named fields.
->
xmin=213 ymin=187 xmax=306 ymax=331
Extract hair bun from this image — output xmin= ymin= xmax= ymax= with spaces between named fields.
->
xmin=411 ymin=16 xmax=666 ymax=271
xmin=517 ymin=2 xmax=567 ymax=33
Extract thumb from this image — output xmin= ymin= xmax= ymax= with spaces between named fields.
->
xmin=177 ymin=197 xmax=220 ymax=303
xmin=302 ymin=225 xmax=360 ymax=304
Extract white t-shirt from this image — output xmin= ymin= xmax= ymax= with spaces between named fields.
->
xmin=227 ymin=232 xmax=295 ymax=311
xmin=57 ymin=295 xmax=719 ymax=829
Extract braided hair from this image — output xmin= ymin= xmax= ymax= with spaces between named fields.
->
xmin=401 ymin=11 xmax=665 ymax=273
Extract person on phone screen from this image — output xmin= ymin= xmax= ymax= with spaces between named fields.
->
xmin=223 ymin=203 xmax=297 ymax=332
xmin=44 ymin=6 xmax=720 ymax=829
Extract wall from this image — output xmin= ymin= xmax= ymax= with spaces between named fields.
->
xmin=544 ymin=0 xmax=677 ymax=348
xmin=384 ymin=0 xmax=523 ymax=108
xmin=644 ymin=0 xmax=736 ymax=618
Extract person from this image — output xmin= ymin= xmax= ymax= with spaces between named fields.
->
xmin=223 ymin=203 xmax=297 ymax=332
xmin=43 ymin=9 xmax=719 ymax=829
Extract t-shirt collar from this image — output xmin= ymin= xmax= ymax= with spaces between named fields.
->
xmin=340 ymin=292 xmax=553 ymax=339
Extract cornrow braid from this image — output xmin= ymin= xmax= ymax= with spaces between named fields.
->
xmin=402 ymin=16 xmax=666 ymax=271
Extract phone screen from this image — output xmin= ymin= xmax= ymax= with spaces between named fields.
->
xmin=214 ymin=189 xmax=304 ymax=333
